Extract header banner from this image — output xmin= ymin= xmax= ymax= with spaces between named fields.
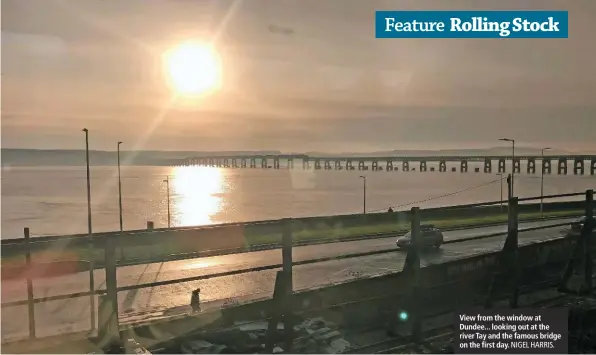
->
xmin=375 ymin=11 xmax=568 ymax=38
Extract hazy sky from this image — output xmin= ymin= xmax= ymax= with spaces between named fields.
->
xmin=2 ymin=0 xmax=595 ymax=152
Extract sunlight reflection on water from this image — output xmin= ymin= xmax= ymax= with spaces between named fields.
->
xmin=171 ymin=166 xmax=223 ymax=226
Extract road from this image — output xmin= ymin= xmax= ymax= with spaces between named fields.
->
xmin=0 ymin=218 xmax=574 ymax=341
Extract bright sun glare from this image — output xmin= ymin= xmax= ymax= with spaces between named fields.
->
xmin=164 ymin=41 xmax=222 ymax=95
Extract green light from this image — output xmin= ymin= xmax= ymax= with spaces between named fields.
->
xmin=399 ymin=311 xmax=409 ymax=321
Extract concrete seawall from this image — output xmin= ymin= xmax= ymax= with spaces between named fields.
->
xmin=1 ymin=201 xmax=583 ymax=266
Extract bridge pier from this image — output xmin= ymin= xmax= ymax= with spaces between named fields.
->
xmin=403 ymin=161 xmax=410 ymax=172
xmin=420 ymin=161 xmax=427 ymax=172
xmin=232 ymin=158 xmax=238 ymax=168
xmin=273 ymin=158 xmax=280 ymax=169
xmin=261 ymin=158 xmax=267 ymax=169
xmin=527 ymin=158 xmax=536 ymax=174
xmin=386 ymin=160 xmax=394 ymax=171
xmin=358 ymin=161 xmax=368 ymax=170
xmin=372 ymin=161 xmax=379 ymax=171
xmin=497 ymin=159 xmax=506 ymax=173
xmin=334 ymin=160 xmax=342 ymax=170
xmin=314 ymin=159 xmax=321 ymax=170
xmin=542 ymin=159 xmax=551 ymax=174
xmin=241 ymin=159 xmax=247 ymax=168
xmin=592 ymin=159 xmax=596 ymax=175
xmin=287 ymin=158 xmax=293 ymax=169
xmin=558 ymin=158 xmax=568 ymax=175
xmin=208 ymin=158 xmax=214 ymax=166
xmin=223 ymin=158 xmax=229 ymax=168
xmin=439 ymin=160 xmax=446 ymax=172
xmin=302 ymin=159 xmax=309 ymax=169
xmin=324 ymin=160 xmax=331 ymax=170
xmin=484 ymin=159 xmax=492 ymax=173
xmin=460 ymin=160 xmax=468 ymax=173
xmin=513 ymin=158 xmax=521 ymax=173
xmin=573 ymin=159 xmax=584 ymax=175
xmin=250 ymin=158 xmax=256 ymax=168
xmin=347 ymin=160 xmax=355 ymax=170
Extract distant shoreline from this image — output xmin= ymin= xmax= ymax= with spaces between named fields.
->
xmin=2 ymin=146 xmax=590 ymax=168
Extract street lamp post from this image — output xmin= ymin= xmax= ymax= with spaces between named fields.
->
xmin=82 ymin=128 xmax=96 ymax=332
xmin=163 ymin=176 xmax=171 ymax=228
xmin=117 ymin=142 xmax=123 ymax=231
xmin=540 ymin=147 xmax=552 ymax=218
xmin=117 ymin=142 xmax=124 ymax=262
xmin=359 ymin=176 xmax=366 ymax=214
xmin=499 ymin=138 xmax=515 ymax=198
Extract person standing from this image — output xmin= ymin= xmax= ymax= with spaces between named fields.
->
xmin=190 ymin=288 xmax=201 ymax=313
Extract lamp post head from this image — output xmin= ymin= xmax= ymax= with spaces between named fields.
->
xmin=359 ymin=175 xmax=365 ymax=179
xmin=499 ymin=138 xmax=513 ymax=142
xmin=118 ymin=141 xmax=123 ymax=145
xmin=82 ymin=128 xmax=88 ymax=133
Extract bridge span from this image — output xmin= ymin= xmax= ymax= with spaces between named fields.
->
xmin=170 ymin=154 xmax=596 ymax=175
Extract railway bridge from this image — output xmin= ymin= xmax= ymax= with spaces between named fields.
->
xmin=169 ymin=154 xmax=596 ymax=175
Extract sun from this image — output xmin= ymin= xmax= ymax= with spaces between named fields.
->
xmin=163 ymin=41 xmax=222 ymax=96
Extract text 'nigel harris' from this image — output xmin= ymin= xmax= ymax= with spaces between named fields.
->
xmin=383 ymin=17 xmax=561 ymax=37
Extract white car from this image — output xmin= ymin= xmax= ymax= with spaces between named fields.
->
xmin=396 ymin=224 xmax=444 ymax=250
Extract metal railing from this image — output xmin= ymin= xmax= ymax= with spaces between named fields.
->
xmin=1 ymin=190 xmax=593 ymax=351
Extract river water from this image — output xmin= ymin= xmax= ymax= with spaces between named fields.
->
xmin=1 ymin=164 xmax=594 ymax=239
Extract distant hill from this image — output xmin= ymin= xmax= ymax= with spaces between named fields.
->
xmin=0 ymin=147 xmax=587 ymax=167
xmin=0 ymin=149 xmax=282 ymax=167
xmin=305 ymin=147 xmax=575 ymax=157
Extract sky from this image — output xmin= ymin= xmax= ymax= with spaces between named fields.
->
xmin=1 ymin=0 xmax=596 ymax=153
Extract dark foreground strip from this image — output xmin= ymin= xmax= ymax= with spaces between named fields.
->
xmin=1 ymin=221 xmax=572 ymax=308
xmin=348 ymin=276 xmax=596 ymax=354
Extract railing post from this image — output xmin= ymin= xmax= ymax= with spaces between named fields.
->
xmin=265 ymin=271 xmax=286 ymax=353
xmin=24 ymin=227 xmax=36 ymax=338
xmin=397 ymin=207 xmax=421 ymax=343
xmin=485 ymin=197 xmax=519 ymax=308
xmin=583 ymin=190 xmax=594 ymax=292
xmin=410 ymin=207 xmax=421 ymax=344
xmin=281 ymin=219 xmax=294 ymax=352
xmin=508 ymin=198 xmax=519 ymax=307
xmin=99 ymin=234 xmax=121 ymax=348
xmin=282 ymin=219 xmax=293 ymax=296
xmin=559 ymin=189 xmax=594 ymax=294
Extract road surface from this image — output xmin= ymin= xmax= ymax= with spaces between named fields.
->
xmin=0 ymin=218 xmax=574 ymax=341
